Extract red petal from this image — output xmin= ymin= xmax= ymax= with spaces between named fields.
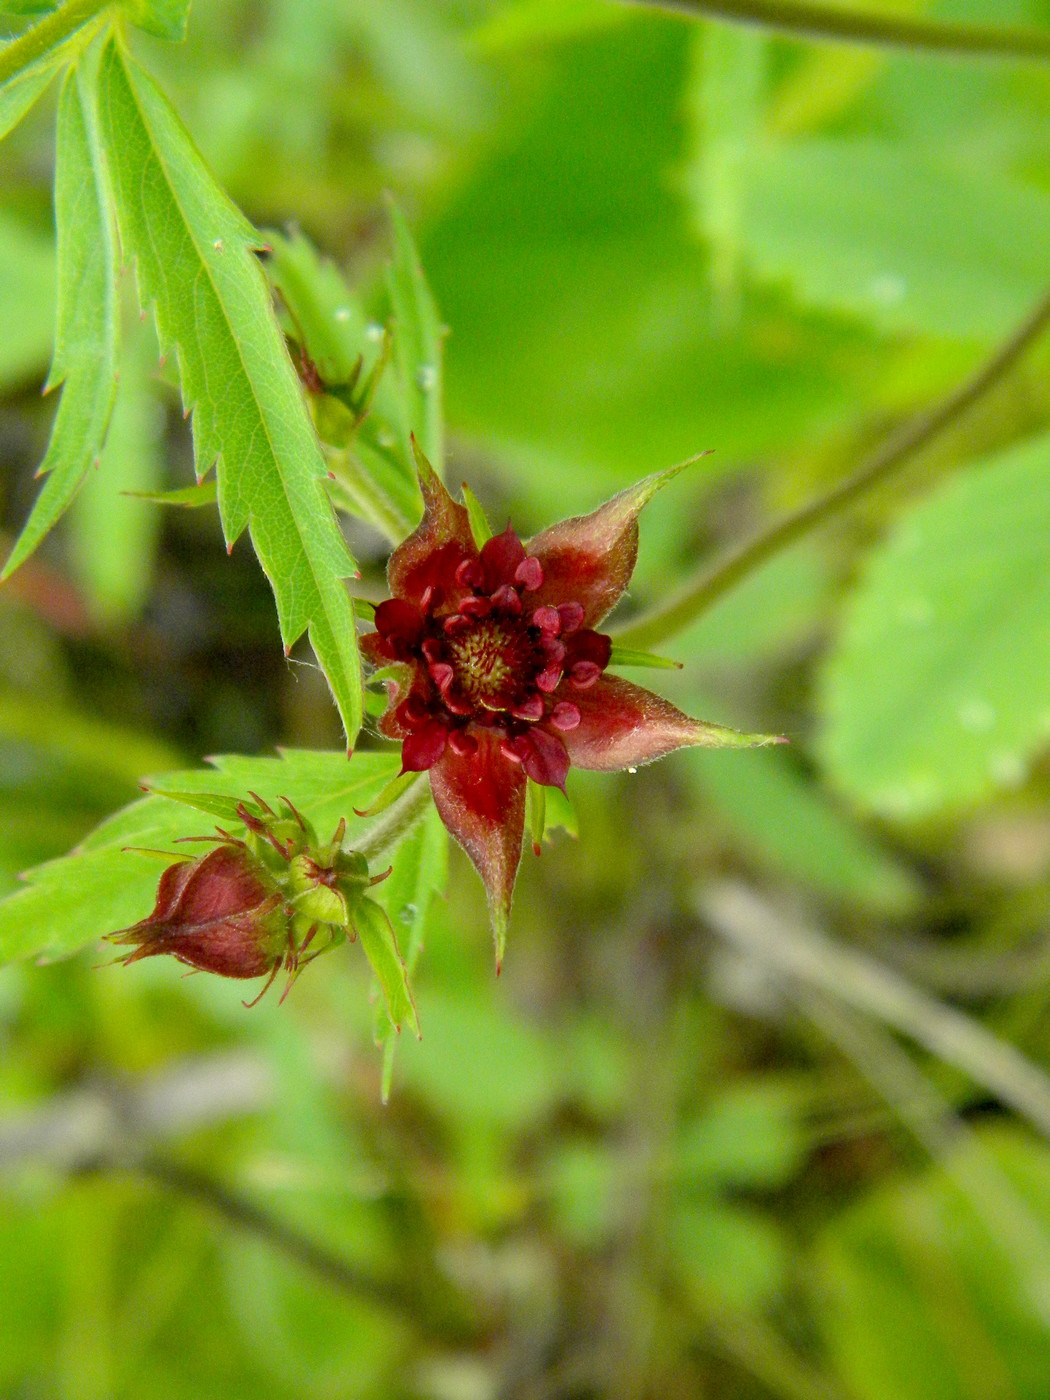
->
xmin=401 ymin=719 xmax=449 ymax=772
xmin=374 ymin=598 xmax=424 ymax=644
xmin=374 ymin=663 xmax=428 ymax=738
xmin=559 ymin=675 xmax=762 ymax=771
xmin=521 ymin=727 xmax=569 ymax=790
xmin=428 ymin=728 xmax=526 ymax=963
xmin=526 ymin=472 xmax=678 ymax=627
xmin=479 ymin=525 xmax=526 ymax=590
xmin=388 ymin=467 xmax=477 ymax=609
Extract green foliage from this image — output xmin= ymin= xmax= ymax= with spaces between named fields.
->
xmin=353 ymin=895 xmax=419 ymax=1038
xmin=120 ymin=0 xmax=191 ymax=42
xmin=820 ymin=433 xmax=1050 ymax=818
xmin=2 ymin=64 xmax=116 ymax=581
xmin=0 ymin=212 xmax=54 ymax=389
xmin=0 ymin=750 xmax=401 ymax=963
xmin=94 ymin=38 xmax=363 ymax=741
xmin=5 ymin=2 xmax=1050 ymax=1394
xmin=264 ymin=226 xmax=422 ymax=540
xmin=814 ymin=1128 xmax=1050 ymax=1400
xmin=691 ymin=746 xmax=920 ymax=913
xmin=385 ymin=195 xmax=445 ymax=475
xmin=742 ymin=138 xmax=1050 ymax=338
xmin=0 ymin=53 xmax=59 ymax=137
xmin=69 ymin=322 xmax=163 ymax=623
xmin=374 ymin=803 xmax=447 ymax=1097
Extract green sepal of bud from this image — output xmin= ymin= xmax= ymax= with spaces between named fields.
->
xmin=353 ymin=769 xmax=417 ymax=819
xmin=287 ymin=856 xmax=349 ymax=926
xmin=354 ymin=895 xmax=419 ymax=1037
xmin=607 ymin=645 xmax=684 ymax=671
xmin=461 ymin=482 xmax=494 ymax=548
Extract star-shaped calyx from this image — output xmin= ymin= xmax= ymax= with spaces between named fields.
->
xmin=362 ymin=447 xmax=783 ymax=963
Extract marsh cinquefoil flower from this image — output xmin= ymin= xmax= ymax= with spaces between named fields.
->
xmin=108 ymin=796 xmax=399 ymax=1009
xmin=362 ymin=453 xmax=782 ymax=959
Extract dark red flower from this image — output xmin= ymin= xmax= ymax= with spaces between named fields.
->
xmin=362 ymin=451 xmax=782 ymax=959
xmin=108 ymin=844 xmax=290 ymax=992
xmin=108 ymin=796 xmax=396 ymax=1006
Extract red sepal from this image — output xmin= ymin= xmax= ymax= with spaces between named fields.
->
xmin=559 ymin=675 xmax=755 ymax=770
xmin=388 ymin=459 xmax=477 ymax=609
xmin=526 ymin=471 xmax=677 ymax=628
xmin=428 ymin=728 xmax=526 ymax=967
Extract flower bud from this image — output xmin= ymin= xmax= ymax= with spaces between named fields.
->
xmin=108 ymin=844 xmax=289 ymax=987
xmin=108 ymin=796 xmax=393 ymax=1005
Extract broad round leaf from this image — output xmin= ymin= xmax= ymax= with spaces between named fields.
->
xmin=819 ymin=434 xmax=1050 ymax=817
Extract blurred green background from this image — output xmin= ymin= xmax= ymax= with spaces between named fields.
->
xmin=6 ymin=1 xmax=1050 ymax=1395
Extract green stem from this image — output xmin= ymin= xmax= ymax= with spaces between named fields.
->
xmin=615 ymin=285 xmax=1050 ymax=650
xmin=0 ymin=0 xmax=107 ymax=87
xmin=621 ymin=0 xmax=1050 ymax=62
xmin=355 ymin=771 xmax=430 ymax=864
xmin=327 ymin=447 xmax=412 ymax=546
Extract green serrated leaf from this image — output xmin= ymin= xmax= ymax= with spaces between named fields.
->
xmin=120 ymin=0 xmax=190 ymax=41
xmin=819 ymin=432 xmax=1050 ymax=819
xmin=95 ymin=39 xmax=363 ymax=742
xmin=353 ymin=895 xmax=419 ymax=1038
xmin=0 ymin=52 xmax=58 ymax=139
xmin=0 ymin=750 xmax=403 ymax=964
xmin=1 ymin=64 xmax=116 ymax=581
xmin=265 ymin=227 xmax=421 ymax=540
xmin=142 ymin=750 xmax=404 ymax=850
xmin=124 ymin=480 xmax=217 ymax=508
xmin=743 ymin=139 xmax=1050 ymax=338
xmin=70 ymin=323 xmax=163 ymax=623
xmin=385 ymin=195 xmax=445 ymax=476
xmin=0 ymin=211 xmax=54 ymax=388
xmin=0 ymin=0 xmax=104 ymax=89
